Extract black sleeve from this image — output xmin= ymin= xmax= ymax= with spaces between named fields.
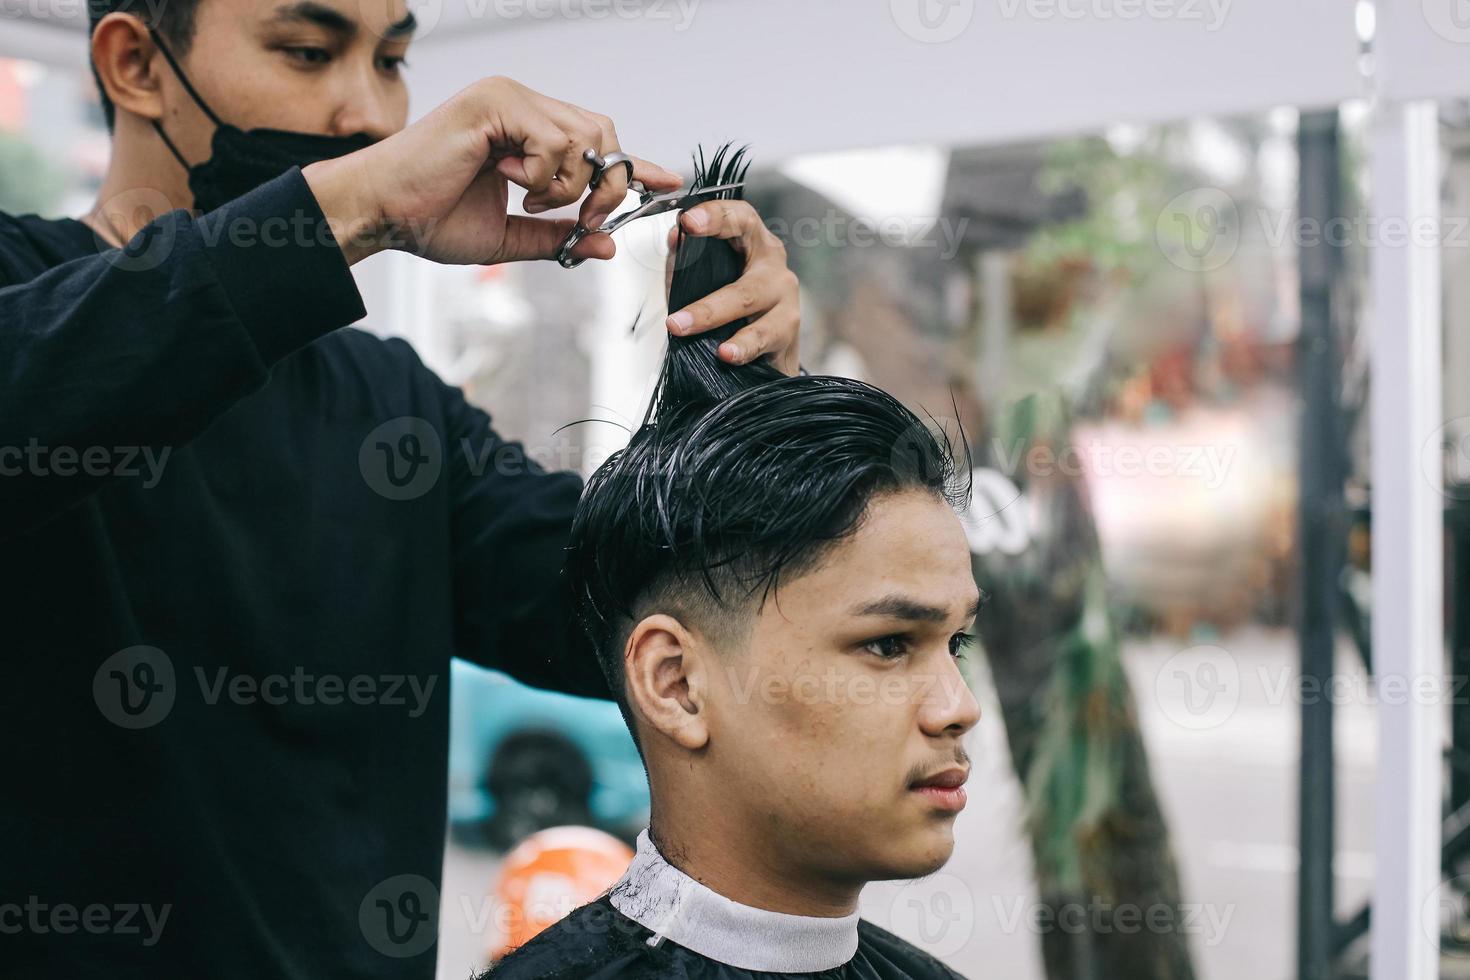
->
xmin=438 ymin=373 xmax=613 ymax=701
xmin=0 ymin=166 xmax=366 ymax=537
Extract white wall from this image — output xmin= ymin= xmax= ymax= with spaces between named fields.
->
xmin=1375 ymin=0 xmax=1470 ymax=101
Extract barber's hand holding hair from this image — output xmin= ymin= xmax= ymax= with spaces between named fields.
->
xmin=664 ymin=201 xmax=803 ymax=377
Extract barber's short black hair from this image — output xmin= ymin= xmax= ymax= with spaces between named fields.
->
xmin=87 ymin=0 xmax=205 ymax=131
xmin=565 ymin=145 xmax=970 ymax=738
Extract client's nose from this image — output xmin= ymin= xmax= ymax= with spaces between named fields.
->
xmin=918 ymin=656 xmax=982 ymax=738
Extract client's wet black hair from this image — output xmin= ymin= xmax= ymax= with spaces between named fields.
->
xmin=566 ymin=144 xmax=970 ymax=736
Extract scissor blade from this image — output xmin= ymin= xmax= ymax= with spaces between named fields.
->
xmin=675 ymin=181 xmax=746 ymax=204
xmin=632 ymin=181 xmax=748 ymax=216
xmin=599 ymin=181 xmax=749 ymax=235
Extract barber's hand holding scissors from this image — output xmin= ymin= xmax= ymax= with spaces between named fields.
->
xmin=303 ymin=75 xmax=800 ymax=374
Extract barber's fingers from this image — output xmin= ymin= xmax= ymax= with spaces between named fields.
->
xmin=674 ymin=198 xmax=776 ymax=251
xmin=664 ymin=259 xmax=801 ymax=370
xmin=665 ymin=263 xmax=802 ymax=367
xmin=496 ymin=215 xmax=615 ymax=265
xmin=521 ymin=107 xmax=683 ymax=229
xmin=519 ymin=105 xmax=609 ymax=213
xmin=663 ymin=201 xmax=797 ymax=325
xmin=491 ymin=127 xmax=578 ymax=197
xmin=480 ymin=80 xmax=581 ymax=193
xmin=463 ymin=79 xmax=674 ymax=215
xmin=579 ymin=153 xmax=683 ymax=230
xmin=717 ymin=301 xmax=803 ymax=375
xmin=664 ymin=199 xmax=799 ymax=368
xmin=572 ymin=113 xmax=630 ymax=227
xmin=631 ymin=157 xmax=684 ymax=193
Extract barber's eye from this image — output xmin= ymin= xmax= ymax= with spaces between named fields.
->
xmin=284 ymin=46 xmax=332 ymax=65
xmin=949 ymin=632 xmax=976 ymax=660
xmin=862 ymin=636 xmax=910 ymax=660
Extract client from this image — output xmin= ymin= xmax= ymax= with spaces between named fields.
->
xmin=488 ymin=146 xmax=981 ymax=979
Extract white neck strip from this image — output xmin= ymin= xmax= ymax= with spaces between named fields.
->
xmin=607 ymin=829 xmax=860 ymax=973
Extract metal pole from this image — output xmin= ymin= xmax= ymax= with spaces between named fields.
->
xmin=1368 ymin=99 xmax=1444 ymax=980
xmin=1297 ymin=107 xmax=1344 ymax=980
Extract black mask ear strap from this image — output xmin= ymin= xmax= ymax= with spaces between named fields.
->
xmin=151 ymin=119 xmax=191 ymax=172
xmin=146 ymin=27 xmax=225 ymax=129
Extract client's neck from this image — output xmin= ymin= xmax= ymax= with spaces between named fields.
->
xmin=648 ymin=790 xmax=863 ymax=918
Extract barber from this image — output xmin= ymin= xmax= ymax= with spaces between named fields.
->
xmin=0 ymin=0 xmax=800 ymax=976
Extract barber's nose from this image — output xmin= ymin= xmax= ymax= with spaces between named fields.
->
xmin=333 ymin=104 xmax=395 ymax=143
xmin=918 ymin=656 xmax=981 ymax=738
xmin=333 ymin=80 xmax=398 ymax=141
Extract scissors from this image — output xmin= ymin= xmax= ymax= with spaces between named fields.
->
xmin=555 ymin=179 xmax=747 ymax=269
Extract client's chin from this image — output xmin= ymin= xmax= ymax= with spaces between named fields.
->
xmin=868 ymin=830 xmax=958 ymax=883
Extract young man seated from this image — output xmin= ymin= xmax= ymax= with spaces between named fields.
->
xmin=487 ymin=149 xmax=981 ymax=979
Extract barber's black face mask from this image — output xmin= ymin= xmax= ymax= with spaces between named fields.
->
xmin=148 ymin=29 xmax=373 ymax=214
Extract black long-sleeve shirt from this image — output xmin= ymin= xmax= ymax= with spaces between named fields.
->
xmin=0 ymin=167 xmax=610 ymax=979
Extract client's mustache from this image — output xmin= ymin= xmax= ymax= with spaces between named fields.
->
xmin=905 ymin=747 xmax=972 ymax=787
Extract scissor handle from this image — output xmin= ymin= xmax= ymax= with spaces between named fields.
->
xmin=554 ymin=179 xmax=741 ymax=270
xmin=556 ymin=225 xmax=592 ymax=269
xmin=556 ymin=184 xmax=659 ymax=269
xmin=585 ymin=149 xmax=636 ymax=190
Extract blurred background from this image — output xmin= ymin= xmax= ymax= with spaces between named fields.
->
xmin=4 ymin=1 xmax=1470 ymax=978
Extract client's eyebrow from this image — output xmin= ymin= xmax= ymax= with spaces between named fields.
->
xmin=851 ymin=592 xmax=984 ymax=624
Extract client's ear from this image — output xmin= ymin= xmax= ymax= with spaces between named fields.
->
xmin=624 ymin=615 xmax=709 ymax=751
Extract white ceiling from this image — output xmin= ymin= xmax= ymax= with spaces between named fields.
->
xmin=403 ymin=0 xmax=1365 ymax=164
xmin=14 ymin=0 xmax=1464 ymax=163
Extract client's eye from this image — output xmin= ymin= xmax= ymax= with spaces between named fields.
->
xmin=949 ymin=632 xmax=976 ymax=660
xmin=862 ymin=635 xmax=910 ymax=660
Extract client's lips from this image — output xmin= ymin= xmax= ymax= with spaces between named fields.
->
xmin=909 ymin=767 xmax=969 ymax=812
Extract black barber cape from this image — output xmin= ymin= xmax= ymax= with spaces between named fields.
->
xmin=0 ymin=167 xmax=608 ymax=979
xmin=489 ymin=830 xmax=970 ymax=979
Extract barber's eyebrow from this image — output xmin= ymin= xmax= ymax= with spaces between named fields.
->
xmin=383 ymin=10 xmax=417 ymax=38
xmin=851 ymin=591 xmax=985 ymax=624
xmin=269 ymin=2 xmax=418 ymax=40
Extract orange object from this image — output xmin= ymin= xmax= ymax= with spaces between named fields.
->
xmin=488 ymin=826 xmax=634 ymax=962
